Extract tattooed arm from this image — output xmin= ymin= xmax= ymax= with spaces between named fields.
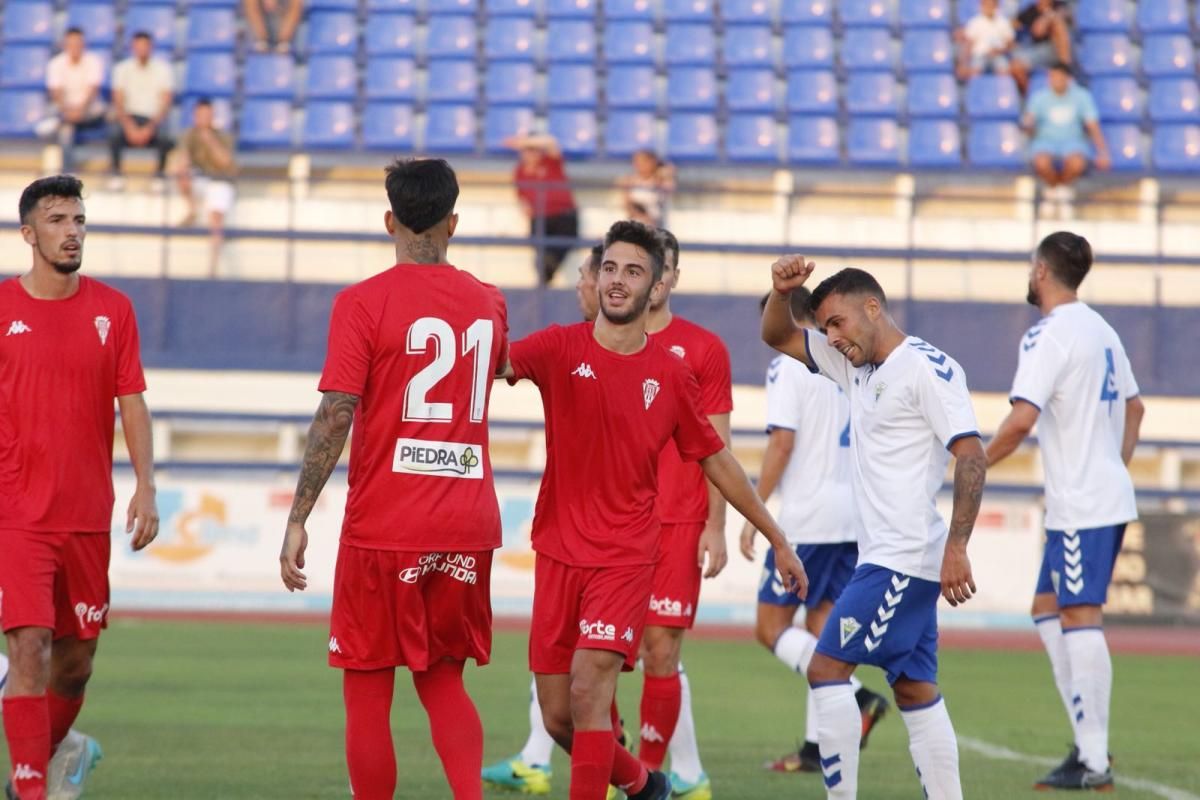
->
xmin=940 ymin=435 xmax=987 ymax=607
xmin=280 ymin=391 xmax=360 ymax=592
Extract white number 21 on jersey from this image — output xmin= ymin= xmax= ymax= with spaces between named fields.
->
xmin=403 ymin=317 xmax=494 ymax=424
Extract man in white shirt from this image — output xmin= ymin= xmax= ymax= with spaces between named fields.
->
xmin=108 ymin=31 xmax=174 ymax=186
xmin=36 ymin=28 xmax=107 ymax=173
xmin=762 ymin=260 xmax=987 ymax=800
xmin=986 ymin=231 xmax=1143 ymax=792
xmin=956 ymin=0 xmax=1014 ymax=79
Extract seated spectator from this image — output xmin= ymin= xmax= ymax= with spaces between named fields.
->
xmin=618 ymin=150 xmax=676 ymax=228
xmin=244 ymin=0 xmax=304 ymax=54
xmin=504 ymin=133 xmax=578 ymax=285
xmin=34 ymin=27 xmax=107 ymax=174
xmin=171 ymin=98 xmax=238 ymax=276
xmin=1023 ymin=62 xmax=1110 ymax=216
xmin=1011 ymin=0 xmax=1072 ymax=94
xmin=956 ymin=0 xmax=1014 ymax=81
xmin=109 ymin=31 xmax=174 ymax=189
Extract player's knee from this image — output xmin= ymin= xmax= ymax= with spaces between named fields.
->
xmin=53 ymin=656 xmax=94 ymax=696
xmin=641 ymin=630 xmax=682 ymax=676
xmin=753 ymin=617 xmax=785 ymax=651
xmin=891 ymin=679 xmax=938 ymax=709
xmin=6 ymin=629 xmax=52 ymax=691
xmin=541 ymin=705 xmax=573 ymax=747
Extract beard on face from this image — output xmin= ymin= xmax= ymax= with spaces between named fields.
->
xmin=1026 ymin=281 xmax=1040 ymax=306
xmin=43 ymin=241 xmax=82 ymax=275
xmin=600 ymin=283 xmax=652 ymax=325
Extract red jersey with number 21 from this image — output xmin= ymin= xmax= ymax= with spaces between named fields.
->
xmin=319 ymin=264 xmax=509 ymax=552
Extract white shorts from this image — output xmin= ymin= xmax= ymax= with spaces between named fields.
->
xmin=195 ymin=177 xmax=236 ymax=215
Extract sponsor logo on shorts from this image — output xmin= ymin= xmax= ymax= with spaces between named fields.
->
xmin=328 ymin=636 xmax=342 ymax=654
xmin=839 ymin=616 xmax=861 ymax=648
xmin=74 ymin=602 xmax=108 ymax=628
xmin=393 ymin=438 xmax=482 ymax=479
xmin=640 ymin=723 xmax=664 ymax=743
xmin=398 ymin=553 xmax=479 ymax=585
xmin=579 ymin=618 xmax=617 ymax=642
xmin=648 ymin=595 xmax=684 ymax=617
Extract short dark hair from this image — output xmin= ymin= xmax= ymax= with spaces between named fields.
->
xmin=603 ymin=220 xmax=666 ymax=283
xmin=808 ymin=268 xmax=888 ymax=318
xmin=131 ymin=30 xmax=153 ymax=43
xmin=64 ymin=26 xmax=83 ymax=37
xmin=384 ymin=158 xmax=459 ymax=235
xmin=658 ymin=228 xmax=679 ymax=268
xmin=1049 ymin=60 xmax=1072 ymax=75
xmin=1037 ymin=231 xmax=1092 ymax=290
xmin=193 ymin=96 xmax=213 ymax=109
xmin=586 ymin=243 xmax=603 ymax=275
xmin=19 ymin=174 xmax=83 ymax=223
xmin=759 ymin=287 xmax=814 ymax=322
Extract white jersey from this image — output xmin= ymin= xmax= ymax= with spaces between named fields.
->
xmin=764 ymin=354 xmax=856 ymax=544
xmin=1009 ymin=301 xmax=1138 ymax=530
xmin=805 ymin=331 xmax=980 ymax=582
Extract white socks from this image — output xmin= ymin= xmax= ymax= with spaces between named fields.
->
xmin=667 ymin=665 xmax=705 ymax=783
xmin=812 ymin=683 xmax=861 ymax=798
xmin=805 ymin=686 xmax=820 ymax=744
xmin=901 ymin=696 xmax=962 ymax=800
xmin=521 ymin=677 xmax=556 ymax=767
xmin=776 ymin=627 xmax=861 ymax=747
xmin=1034 ymin=614 xmax=1076 ymax=733
xmin=1064 ymin=628 xmax=1112 ymax=773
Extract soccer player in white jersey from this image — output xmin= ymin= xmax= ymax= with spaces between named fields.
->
xmin=986 ymin=232 xmax=1142 ymax=791
xmin=762 ymin=258 xmax=987 ymax=800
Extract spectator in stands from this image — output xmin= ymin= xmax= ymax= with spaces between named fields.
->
xmin=618 ymin=150 xmax=676 ymax=228
xmin=956 ymin=0 xmax=1014 ymax=81
xmin=109 ymin=31 xmax=174 ymax=190
xmin=1024 ymin=62 xmax=1110 ymax=215
xmin=1011 ymin=0 xmax=1072 ymax=94
xmin=505 ymin=133 xmax=579 ymax=285
xmin=244 ymin=0 xmax=304 ymax=54
xmin=171 ymin=98 xmax=238 ymax=277
xmin=35 ymin=27 xmax=107 ymax=174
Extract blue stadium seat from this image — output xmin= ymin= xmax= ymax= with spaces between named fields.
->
xmin=782 ymin=1 xmax=833 ymax=24
xmin=243 ymin=54 xmax=296 ymax=98
xmin=606 ymin=65 xmax=657 ymax=108
xmin=965 ymin=74 xmax=1020 ymax=119
xmin=847 ymin=118 xmax=900 ymax=166
xmin=1149 ymin=79 xmax=1200 ymax=123
xmin=484 ymin=106 xmax=535 ymax=152
xmin=1027 ymin=69 xmax=1049 ymax=97
xmin=546 ymin=20 xmax=596 ymax=61
xmin=485 ymin=62 xmax=536 ymax=105
xmin=727 ymin=68 xmax=777 ymax=112
xmin=726 ymin=114 xmax=779 ymax=162
xmin=1078 ymin=34 xmax=1136 ymax=77
xmin=487 ymin=0 xmax=539 ymax=15
xmin=721 ymin=0 xmax=773 ymax=24
xmin=362 ymin=102 xmax=415 ymax=150
xmin=368 ymin=0 xmax=421 ymax=8
xmin=604 ymin=110 xmax=657 ymax=156
xmin=187 ymin=7 xmax=237 ymax=50
xmin=899 ymin=0 xmax=950 ymax=28
xmin=309 ymin=0 xmax=358 ymax=9
xmin=93 ymin=50 xmax=113 ymax=92
xmin=907 ymin=73 xmax=958 ymax=116
xmin=0 ymin=90 xmax=45 ymax=136
xmin=1076 ymin=0 xmax=1131 ymax=33
xmin=785 ymin=69 xmax=837 ymax=113
xmin=723 ymin=25 xmax=772 ymax=67
xmin=1090 ymin=76 xmax=1143 ymax=122
xmin=180 ymin=96 xmax=232 ymax=130
xmin=549 ymin=108 xmax=599 ymax=155
xmin=184 ymin=52 xmax=236 ymax=97
xmin=1142 ymin=35 xmax=1195 ymax=78
xmin=66 ymin=4 xmax=117 ymax=47
xmin=665 ymin=0 xmax=714 ymax=21
xmin=126 ymin=0 xmax=176 ymax=4
xmin=839 ymin=0 xmax=894 ymax=28
xmin=0 ymin=46 xmax=49 ymax=90
xmin=425 ymin=104 xmax=477 ymax=152
xmin=666 ymin=68 xmax=717 ymax=110
xmin=909 ymin=119 xmax=961 ymax=166
xmin=846 ymin=71 xmax=897 ymax=115
xmin=124 ymin=6 xmax=176 ymax=52
xmin=365 ymin=57 xmax=416 ymax=101
xmin=1104 ymin=122 xmax=1145 ymax=171
xmin=191 ymin=0 xmax=241 ymax=6
xmin=782 ymin=26 xmax=834 ymax=69
xmin=486 ymin=17 xmax=537 ymax=61
xmin=605 ymin=21 xmax=656 ymax=64
xmin=967 ymin=120 xmax=1024 ymax=168
xmin=238 ymin=99 xmax=293 ymax=149
xmin=305 ymin=55 xmax=357 ymax=100
xmin=547 ymin=0 xmax=596 ymax=18
xmin=366 ymin=13 xmax=416 ymax=56
xmin=3 ymin=3 xmax=54 ymax=46
xmin=1151 ymin=124 xmax=1200 ymax=171
xmin=426 ymin=15 xmax=476 ymax=59
xmin=546 ymin=63 xmax=597 ymax=106
xmin=665 ymin=23 xmax=716 ymax=66
xmin=606 ymin=0 xmax=655 ymax=20
xmin=307 ymin=11 xmax=358 ymax=55
xmin=666 ymin=113 xmax=718 ymax=161
xmin=303 ymin=101 xmax=355 ymax=149
xmin=901 ymin=29 xmax=953 ymax=72
xmin=786 ymin=115 xmax=839 ymax=164
xmin=1136 ymin=0 xmax=1190 ymax=34
xmin=841 ymin=29 xmax=892 ymax=71
xmin=427 ymin=60 xmax=478 ymax=104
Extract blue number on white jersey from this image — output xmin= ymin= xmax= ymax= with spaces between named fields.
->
xmin=1100 ymin=347 xmax=1120 ymax=415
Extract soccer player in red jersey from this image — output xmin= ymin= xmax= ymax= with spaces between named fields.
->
xmin=497 ymin=220 xmax=808 ymax=800
xmin=1 ymin=175 xmax=159 ymax=800
xmin=279 ymin=159 xmax=508 ymax=800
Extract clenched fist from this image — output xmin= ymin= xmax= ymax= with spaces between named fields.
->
xmin=771 ymin=255 xmax=816 ymax=294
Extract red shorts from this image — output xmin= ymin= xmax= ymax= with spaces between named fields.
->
xmin=645 ymin=521 xmax=705 ymax=629
xmin=329 ymin=543 xmax=494 ymax=672
xmin=529 ymin=553 xmax=655 ymax=675
xmin=0 ymin=530 xmax=111 ymax=640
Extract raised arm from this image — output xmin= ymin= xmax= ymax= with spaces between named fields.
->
xmin=941 ymin=435 xmax=987 ymax=607
xmin=1122 ymin=395 xmax=1144 ymax=465
xmin=118 ymin=393 xmax=159 ymax=551
xmin=761 ymin=255 xmax=816 ymax=365
xmin=985 ymin=399 xmax=1040 ymax=467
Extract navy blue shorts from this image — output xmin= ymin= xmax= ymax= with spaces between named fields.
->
xmin=758 ymin=542 xmax=858 ymax=608
xmin=1035 ymin=525 xmax=1126 ymax=607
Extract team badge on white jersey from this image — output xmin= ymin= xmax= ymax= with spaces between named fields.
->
xmin=642 ymin=378 xmax=660 ymax=409
xmin=94 ymin=315 xmax=111 ymax=345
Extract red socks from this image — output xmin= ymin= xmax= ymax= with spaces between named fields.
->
xmin=46 ymin=691 xmax=84 ymax=753
xmin=3 ymin=696 xmax=50 ymax=800
xmin=343 ymin=668 xmax=396 ymax=800
xmin=611 ymin=745 xmax=649 ymax=795
xmin=570 ymin=730 xmax=615 ymax=800
xmin=638 ymin=672 xmax=682 ymax=770
xmin=411 ymin=660 xmax=483 ymax=800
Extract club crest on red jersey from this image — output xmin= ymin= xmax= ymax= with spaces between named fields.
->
xmin=642 ymin=378 xmax=661 ymax=410
xmin=94 ymin=315 xmax=111 ymax=345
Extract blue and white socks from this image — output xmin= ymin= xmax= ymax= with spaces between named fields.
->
xmin=1064 ymin=627 xmax=1112 ymax=773
xmin=1034 ymin=614 xmax=1077 ymax=731
xmin=812 ymin=682 xmax=861 ymax=798
xmin=901 ymin=696 xmax=962 ymax=800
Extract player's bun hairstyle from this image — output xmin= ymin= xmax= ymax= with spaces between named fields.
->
xmin=759 ymin=287 xmax=814 ymax=322
xmin=1037 ymin=231 xmax=1092 ymax=290
xmin=808 ymin=268 xmax=888 ymax=317
xmin=586 ymin=243 xmax=604 ymax=275
xmin=603 ymin=220 xmax=666 ymax=283
xmin=384 ymin=158 xmax=459 ymax=235
xmin=19 ymin=174 xmax=83 ymax=224
xmin=658 ymin=227 xmax=680 ymax=268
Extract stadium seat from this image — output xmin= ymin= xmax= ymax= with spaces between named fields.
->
xmin=425 ymin=104 xmax=477 ymax=152
xmin=606 ymin=65 xmax=657 ymax=108
xmin=426 ymin=15 xmax=476 ymax=59
xmin=899 ymin=0 xmax=950 ymax=28
xmin=546 ymin=20 xmax=596 ymax=61
xmin=965 ymin=74 xmax=1020 ymax=119
xmin=726 ymin=114 xmax=779 ymax=162
xmin=841 ymin=29 xmax=892 ymax=71
xmin=187 ymin=7 xmax=237 ymax=50
xmin=1142 ymin=35 xmax=1195 ymax=78
xmin=1104 ymin=123 xmax=1145 ymax=171
xmin=548 ymin=108 xmax=599 ymax=156
xmin=487 ymin=0 xmax=539 ymax=15
xmin=967 ymin=120 xmax=1024 ymax=168
xmin=180 ymin=96 xmax=233 ymax=130
xmin=906 ymin=73 xmax=958 ymax=117
xmin=65 ymin=4 xmax=117 ymax=47
xmin=362 ymin=102 xmax=415 ymax=150
xmin=368 ymin=0 xmax=421 ymax=9
xmin=309 ymin=0 xmax=358 ymax=8
xmin=0 ymin=46 xmax=49 ymax=90
xmin=604 ymin=21 xmax=656 ymax=64
xmin=366 ymin=13 xmax=416 ymax=56
xmin=1136 ymin=0 xmax=1190 ymax=34
xmin=721 ymin=0 xmax=773 ymax=24
xmin=909 ymin=119 xmax=961 ymax=166
xmin=666 ymin=68 xmax=718 ymax=110
xmin=244 ymin=55 xmax=296 ymax=99
xmin=786 ymin=115 xmax=839 ymax=164
xmin=238 ymin=99 xmax=293 ymax=149
xmin=1078 ymin=34 xmax=1136 ymax=77
xmin=484 ymin=106 xmax=535 ymax=152
xmin=847 ymin=118 xmax=900 ymax=166
xmin=605 ymin=0 xmax=655 ymax=20
xmin=726 ymin=68 xmax=777 ymax=112
xmin=306 ymin=11 xmax=358 ymax=55
xmin=785 ymin=69 xmax=837 ymax=114
xmin=665 ymin=24 xmax=716 ymax=66
xmin=184 ymin=53 xmax=236 ymax=97
xmin=305 ymin=55 xmax=357 ymax=100
xmin=124 ymin=5 xmax=176 ymax=52
xmin=838 ymin=0 xmax=894 ymax=28
xmin=364 ymin=57 xmax=416 ymax=101
xmin=303 ymin=101 xmax=356 ymax=149
xmin=782 ymin=1 xmax=833 ymax=24
xmin=0 ymin=90 xmax=45 ymax=136
xmin=1076 ymin=0 xmax=1131 ymax=33
xmin=1152 ymin=124 xmax=1200 ymax=171
xmin=486 ymin=17 xmax=537 ymax=61
xmin=666 ymin=113 xmax=718 ymax=161
xmin=901 ymin=29 xmax=953 ymax=73
xmin=427 ymin=60 xmax=478 ymax=104
xmin=190 ymin=0 xmax=240 ymax=6
xmin=846 ymin=71 xmax=897 ymax=115
xmin=3 ymin=3 xmax=54 ymax=46
xmin=547 ymin=0 xmax=596 ymax=18
xmin=546 ymin=63 xmax=597 ymax=106
xmin=1027 ymin=69 xmax=1049 ymax=97
xmin=782 ymin=26 xmax=834 ymax=69
xmin=1089 ymin=77 xmax=1142 ymax=122
xmin=723 ymin=25 xmax=773 ymax=67
xmin=664 ymin=0 xmax=714 ymax=21
xmin=604 ymin=110 xmax=657 ymax=156
xmin=1149 ymin=79 xmax=1200 ymax=123
xmin=485 ymin=62 xmax=537 ymax=105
